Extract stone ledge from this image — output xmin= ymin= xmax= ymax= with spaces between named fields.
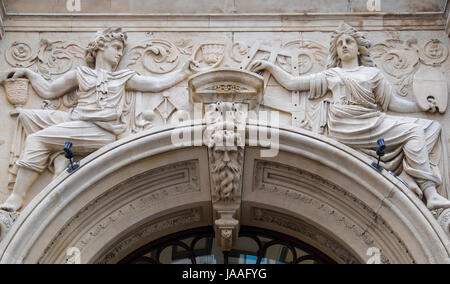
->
xmin=2 ymin=0 xmax=446 ymax=14
xmin=2 ymin=13 xmax=446 ymax=33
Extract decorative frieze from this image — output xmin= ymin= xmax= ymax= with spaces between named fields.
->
xmin=38 ymin=160 xmax=201 ymax=263
xmin=252 ymin=160 xmax=416 ymax=264
xmin=252 ymin=207 xmax=360 ymax=264
xmin=96 ymin=208 xmax=202 ymax=264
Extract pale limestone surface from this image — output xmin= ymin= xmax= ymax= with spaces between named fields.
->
xmin=3 ymin=0 xmax=446 ymax=14
xmin=0 ymin=0 xmax=449 ymax=263
xmin=1 ymin=122 xmax=449 ymax=263
xmin=1 ymin=29 xmax=449 ymax=208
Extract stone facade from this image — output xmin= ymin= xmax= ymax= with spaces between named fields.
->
xmin=0 ymin=0 xmax=449 ymax=263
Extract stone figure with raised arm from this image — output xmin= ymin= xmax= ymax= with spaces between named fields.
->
xmin=0 ymin=27 xmax=198 ymax=212
xmin=249 ymin=23 xmax=450 ymax=210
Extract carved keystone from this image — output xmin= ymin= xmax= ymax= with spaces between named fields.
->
xmin=215 ymin=210 xmax=239 ymax=251
xmin=189 ymin=68 xmax=264 ymax=251
xmin=188 ymin=67 xmax=263 ymax=110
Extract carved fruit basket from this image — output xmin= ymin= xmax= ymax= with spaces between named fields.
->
xmin=4 ymin=78 xmax=29 ymax=108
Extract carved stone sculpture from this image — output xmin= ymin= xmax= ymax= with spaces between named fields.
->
xmin=189 ymin=68 xmax=263 ymax=251
xmin=3 ymin=78 xmax=29 ymax=110
xmin=206 ymin=101 xmax=245 ymax=252
xmin=0 ymin=27 xmax=198 ymax=212
xmin=206 ymin=102 xmax=245 ymax=203
xmin=249 ymin=23 xmax=450 ymax=211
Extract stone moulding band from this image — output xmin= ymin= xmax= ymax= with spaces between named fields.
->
xmin=2 ymin=13 xmax=447 ymax=33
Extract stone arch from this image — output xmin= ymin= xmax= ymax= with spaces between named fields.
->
xmin=0 ymin=123 xmax=449 ymax=264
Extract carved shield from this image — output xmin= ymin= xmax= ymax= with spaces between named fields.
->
xmin=413 ymin=67 xmax=448 ymax=113
xmin=194 ymin=43 xmax=226 ymax=70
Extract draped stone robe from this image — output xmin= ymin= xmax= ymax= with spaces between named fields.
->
xmin=308 ymin=66 xmax=449 ymax=198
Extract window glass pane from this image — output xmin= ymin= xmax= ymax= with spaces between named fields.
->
xmin=265 ymin=244 xmax=294 ymax=264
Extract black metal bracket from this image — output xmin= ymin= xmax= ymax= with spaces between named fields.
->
xmin=371 ymin=138 xmax=385 ymax=172
xmin=64 ymin=141 xmax=79 ymax=173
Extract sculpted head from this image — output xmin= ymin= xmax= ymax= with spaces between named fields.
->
xmin=327 ymin=23 xmax=375 ymax=69
xmin=208 ymin=128 xmax=244 ymax=202
xmin=86 ymin=27 xmax=127 ymax=69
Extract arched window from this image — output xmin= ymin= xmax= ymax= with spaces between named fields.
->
xmin=120 ymin=226 xmax=337 ymax=264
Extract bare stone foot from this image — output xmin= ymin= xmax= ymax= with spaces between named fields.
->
xmin=0 ymin=194 xmax=23 ymax=212
xmin=426 ymin=194 xmax=450 ymax=211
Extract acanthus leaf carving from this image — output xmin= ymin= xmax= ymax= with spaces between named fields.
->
xmin=5 ymin=39 xmax=84 ymax=112
xmin=5 ymin=39 xmax=85 ymax=80
xmin=281 ymin=40 xmax=328 ymax=75
xmin=174 ymin=39 xmax=194 ymax=56
xmin=35 ymin=39 xmax=85 ymax=80
xmin=372 ymin=38 xmax=449 ymax=98
xmin=371 ymin=39 xmax=420 ymax=97
xmin=127 ymin=39 xmax=180 ymax=74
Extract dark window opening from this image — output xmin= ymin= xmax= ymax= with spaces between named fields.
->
xmin=119 ymin=226 xmax=337 ymax=264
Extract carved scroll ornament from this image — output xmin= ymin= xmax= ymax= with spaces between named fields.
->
xmin=5 ymin=39 xmax=85 ymax=80
xmin=372 ymin=38 xmax=449 ymax=101
xmin=127 ymin=39 xmax=183 ymax=74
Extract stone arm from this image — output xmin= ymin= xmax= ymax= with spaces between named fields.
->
xmin=126 ymin=59 xmax=199 ymax=93
xmin=374 ymin=69 xmax=435 ymax=114
xmin=5 ymin=68 xmax=78 ymax=100
xmin=387 ymin=94 xmax=421 ymax=113
xmin=248 ymin=60 xmax=310 ymax=91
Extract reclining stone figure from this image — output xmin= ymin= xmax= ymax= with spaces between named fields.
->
xmin=0 ymin=27 xmax=198 ymax=212
xmin=249 ymin=24 xmax=450 ymax=211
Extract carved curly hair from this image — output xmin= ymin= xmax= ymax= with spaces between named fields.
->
xmin=327 ymin=23 xmax=375 ymax=69
xmin=85 ymin=27 xmax=128 ymax=69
